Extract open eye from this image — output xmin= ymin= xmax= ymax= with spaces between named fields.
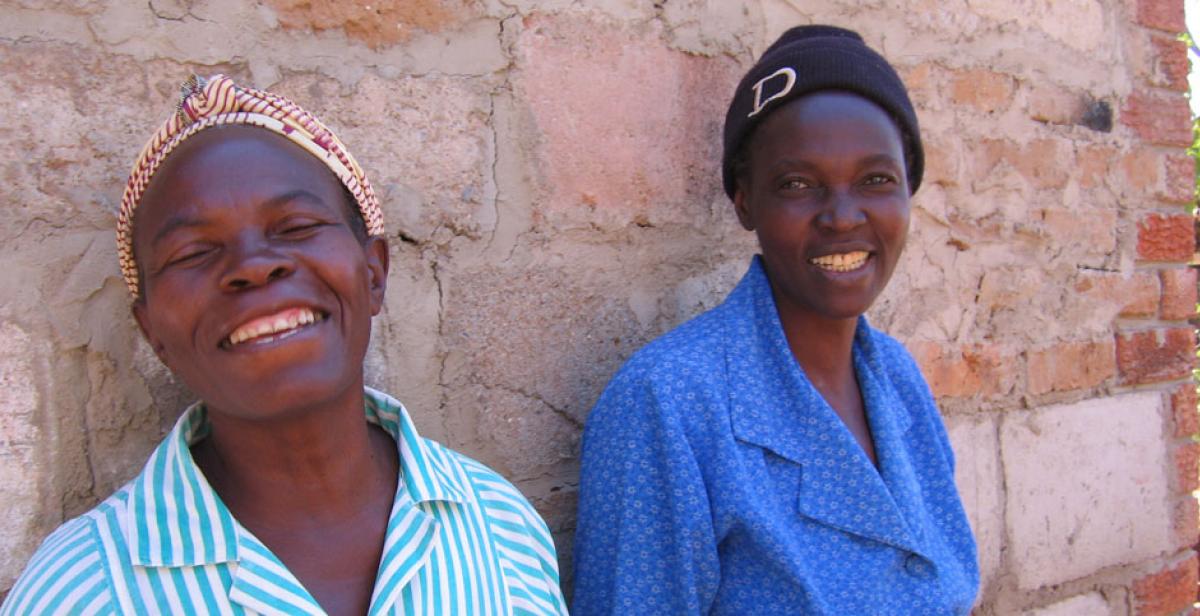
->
xmin=779 ymin=176 xmax=814 ymax=191
xmin=863 ymin=173 xmax=897 ymax=186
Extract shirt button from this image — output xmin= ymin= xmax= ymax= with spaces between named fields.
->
xmin=904 ymin=554 xmax=924 ymax=576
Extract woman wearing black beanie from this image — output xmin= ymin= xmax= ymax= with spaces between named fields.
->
xmin=573 ymin=25 xmax=979 ymax=614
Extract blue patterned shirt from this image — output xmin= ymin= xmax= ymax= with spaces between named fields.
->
xmin=572 ymin=257 xmax=979 ymax=614
xmin=2 ymin=388 xmax=567 ymax=615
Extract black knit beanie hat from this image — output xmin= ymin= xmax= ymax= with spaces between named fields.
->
xmin=721 ymin=25 xmax=924 ymax=199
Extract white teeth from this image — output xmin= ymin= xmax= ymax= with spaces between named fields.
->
xmin=226 ymin=308 xmax=321 ymax=347
xmin=809 ymin=251 xmax=870 ymax=272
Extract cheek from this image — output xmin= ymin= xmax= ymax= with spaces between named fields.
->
xmin=141 ymin=309 xmax=201 ymax=374
xmin=756 ymin=212 xmax=810 ymax=252
xmin=148 ymin=310 xmax=193 ymax=350
xmin=878 ymin=201 xmax=911 ymax=247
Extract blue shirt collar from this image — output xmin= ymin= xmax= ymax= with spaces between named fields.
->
xmin=725 ymin=256 xmax=924 ymax=555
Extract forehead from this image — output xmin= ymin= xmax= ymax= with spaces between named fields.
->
xmin=752 ymin=91 xmax=904 ymax=156
xmin=133 ymin=125 xmax=345 ymax=237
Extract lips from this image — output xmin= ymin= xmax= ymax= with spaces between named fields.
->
xmin=809 ymin=250 xmax=870 ymax=272
xmin=221 ymin=306 xmax=328 ymax=349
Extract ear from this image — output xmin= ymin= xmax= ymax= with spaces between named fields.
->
xmin=364 ymin=236 xmax=390 ymax=316
xmin=733 ymin=186 xmax=755 ymax=232
xmin=131 ymin=300 xmax=170 ymax=366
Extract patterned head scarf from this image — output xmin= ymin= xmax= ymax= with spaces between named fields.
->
xmin=117 ymin=74 xmax=385 ymax=299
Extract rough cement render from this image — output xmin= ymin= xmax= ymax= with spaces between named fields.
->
xmin=1023 ymin=592 xmax=1114 ymax=616
xmin=1002 ymin=393 xmax=1172 ymax=589
xmin=0 ymin=1 xmax=1195 ymax=612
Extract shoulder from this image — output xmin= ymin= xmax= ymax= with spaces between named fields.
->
xmin=425 ymin=442 xmax=566 ymax=611
xmin=629 ymin=305 xmax=728 ymax=375
xmin=866 ymin=328 xmax=927 ymax=381
xmin=598 ymin=259 xmax=766 ymax=407
xmin=451 ymin=445 xmax=554 ymax=532
xmin=859 ymin=325 xmax=933 ymax=400
xmin=598 ymin=306 xmax=731 ymax=411
xmin=580 ymin=304 xmax=743 ymax=465
xmin=862 ymin=326 xmax=957 ymax=459
xmin=1 ymin=496 xmax=126 ymax=616
xmin=427 ymin=440 xmax=558 ymax=559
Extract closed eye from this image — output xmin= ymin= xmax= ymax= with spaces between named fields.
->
xmin=163 ymin=246 xmax=214 ymax=269
xmin=276 ymin=219 xmax=327 ymax=238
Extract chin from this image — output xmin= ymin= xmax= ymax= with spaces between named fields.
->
xmin=190 ymin=366 xmax=361 ymax=421
xmin=804 ymin=297 xmax=872 ymax=322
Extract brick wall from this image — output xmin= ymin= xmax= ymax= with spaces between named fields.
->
xmin=928 ymin=0 xmax=1199 ymax=611
xmin=0 ymin=1 xmax=1195 ymax=612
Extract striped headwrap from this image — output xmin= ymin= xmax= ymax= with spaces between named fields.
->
xmin=117 ymin=74 xmax=385 ymax=299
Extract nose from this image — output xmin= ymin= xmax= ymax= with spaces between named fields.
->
xmin=815 ymin=189 xmax=867 ymax=232
xmin=219 ymin=236 xmax=294 ymax=292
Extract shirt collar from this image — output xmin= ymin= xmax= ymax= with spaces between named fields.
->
xmin=124 ymin=387 xmax=470 ymax=568
xmin=724 ymin=256 xmax=924 ymax=555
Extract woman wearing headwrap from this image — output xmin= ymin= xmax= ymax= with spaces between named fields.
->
xmin=1 ymin=75 xmax=567 ymax=616
xmin=572 ymin=26 xmax=979 ymax=614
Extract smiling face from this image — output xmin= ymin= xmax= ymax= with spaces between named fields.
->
xmin=131 ymin=125 xmax=388 ymax=422
xmin=733 ymin=91 xmax=910 ymax=326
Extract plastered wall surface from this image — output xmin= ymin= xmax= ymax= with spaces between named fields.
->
xmin=0 ymin=0 xmax=1196 ymax=613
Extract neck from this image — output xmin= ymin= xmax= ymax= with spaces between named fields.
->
xmin=192 ymin=383 xmax=398 ymax=526
xmin=771 ymin=291 xmax=860 ymax=395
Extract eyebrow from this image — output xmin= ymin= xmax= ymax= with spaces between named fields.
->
xmin=149 ymin=188 xmax=331 ymax=247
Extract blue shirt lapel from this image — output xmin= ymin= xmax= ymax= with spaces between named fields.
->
xmin=725 ymin=257 xmax=924 ymax=556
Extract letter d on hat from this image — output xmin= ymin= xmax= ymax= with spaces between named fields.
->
xmin=748 ymin=67 xmax=797 ymax=118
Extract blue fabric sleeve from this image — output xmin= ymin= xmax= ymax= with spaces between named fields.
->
xmin=571 ymin=370 xmax=720 ymax=615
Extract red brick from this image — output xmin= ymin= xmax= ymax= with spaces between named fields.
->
xmin=1123 ymin=90 xmax=1192 ymax=147
xmin=1021 ymin=139 xmax=1071 ymax=189
xmin=950 ymin=68 xmax=1016 ymax=114
xmin=1123 ymin=272 xmax=1166 ymax=317
xmin=923 ymin=135 xmax=960 ymax=187
xmin=1136 ymin=0 xmax=1186 ymax=33
xmin=264 ymin=0 xmax=475 ymax=48
xmin=1161 ymin=153 xmax=1197 ymax=205
xmin=1149 ymin=34 xmax=1190 ymax=91
xmin=898 ymin=63 xmax=944 ymax=106
xmin=1027 ymin=83 xmax=1081 ymax=125
xmin=1172 ymin=383 xmax=1200 ymax=437
xmin=1042 ymin=209 xmax=1118 ymax=257
xmin=976 ymin=138 xmax=1069 ymax=190
xmin=1177 ymin=442 xmax=1200 ymax=493
xmin=1137 ymin=214 xmax=1195 ymax=262
xmin=1122 ymin=147 xmax=1164 ymax=193
xmin=1116 ymin=327 xmax=1196 ymax=385
xmin=1026 ymin=340 xmax=1115 ymax=395
xmin=1133 ymin=554 xmax=1198 ymax=615
xmin=1074 ymin=270 xmax=1159 ymax=318
xmin=910 ymin=342 xmax=1015 ymax=398
xmin=1160 ymin=267 xmax=1198 ymax=320
xmin=1078 ymin=145 xmax=1117 ymax=190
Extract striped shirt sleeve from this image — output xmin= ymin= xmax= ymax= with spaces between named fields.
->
xmin=1 ymin=516 xmax=114 ymax=616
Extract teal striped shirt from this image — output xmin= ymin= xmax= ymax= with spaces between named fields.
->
xmin=1 ymin=388 xmax=567 ymax=615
